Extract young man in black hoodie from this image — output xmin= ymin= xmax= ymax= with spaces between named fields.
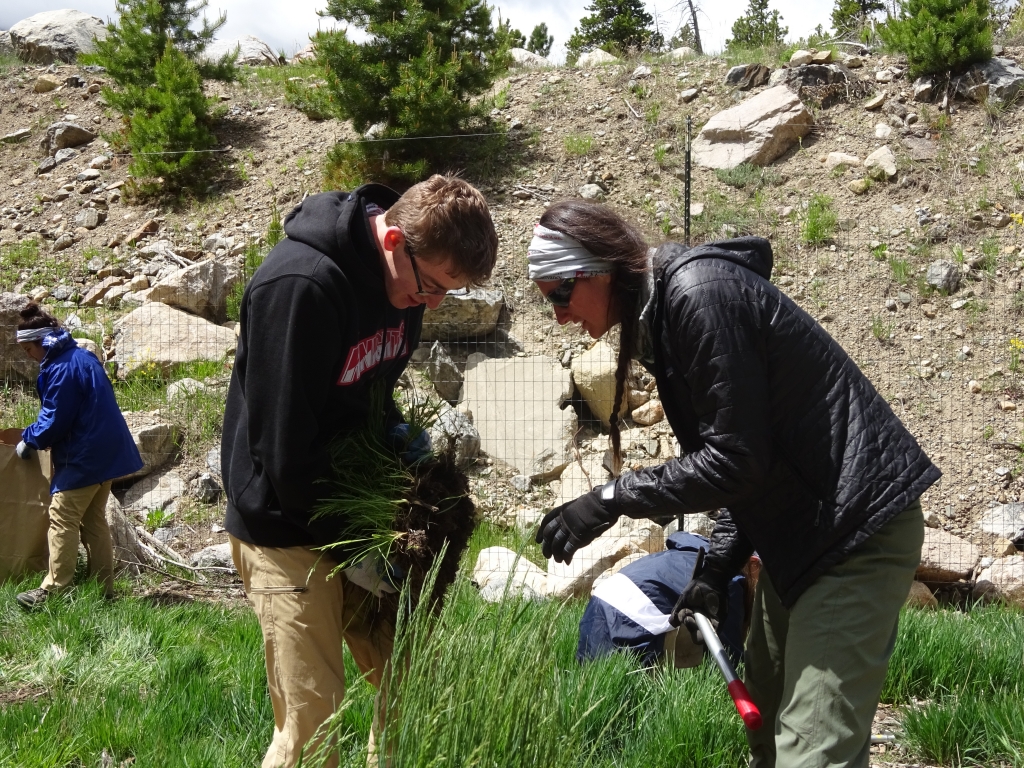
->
xmin=221 ymin=175 xmax=498 ymax=768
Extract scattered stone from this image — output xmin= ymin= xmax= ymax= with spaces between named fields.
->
xmin=54 ymin=147 xmax=77 ymax=165
xmin=863 ymin=146 xmax=897 ymax=179
xmin=510 ymin=475 xmax=532 ymax=492
xmin=424 ymin=340 xmax=462 ymax=403
xmin=825 ymin=151 xmax=860 ymax=171
xmin=678 ymin=88 xmax=699 ymax=103
xmin=190 ymin=473 xmax=222 ymax=503
xmin=33 ymin=74 xmax=61 ymax=93
xmin=125 ymin=469 xmax=185 ymax=514
xmin=89 ymin=155 xmax=110 ymax=169
xmin=474 ymin=546 xmax=549 ymax=601
xmin=864 ymin=92 xmax=886 ymax=110
xmin=51 ymin=233 xmax=75 ymax=252
xmin=207 ymin=446 xmax=221 ymax=477
xmin=509 ymin=48 xmax=548 ymax=68
xmin=969 ymin=380 xmax=982 ymax=393
xmin=975 ymin=555 xmax=1024 ymax=606
xmin=979 ymin=503 xmax=1024 ymax=539
xmin=192 ymin=543 xmax=235 ymax=571
xmin=114 ymin=302 xmax=238 ymax=375
xmin=874 ymin=122 xmax=891 ymax=139
xmin=810 ymin=49 xmax=833 ymax=64
xmin=571 ymin=339 xmax=625 ymax=427
xmin=876 ymin=69 xmax=894 ymax=83
xmin=119 ymin=414 xmax=178 ymax=480
xmin=42 ymin=122 xmax=97 ymax=153
xmin=73 ymin=208 xmax=102 ymax=230
xmin=921 ymin=303 xmax=937 ymax=318
xmin=577 ymin=49 xmax=619 ymax=68
xmin=1 ymin=128 xmax=31 ymax=143
xmin=127 ymin=219 xmax=159 ymax=244
xmin=843 ymin=55 xmax=864 ymax=68
xmin=201 ymin=35 xmax=280 ymax=66
xmin=631 ymin=399 xmax=665 ymax=426
xmin=631 ymin=64 xmax=653 ymax=81
xmin=428 ymin=404 xmax=480 ymax=467
xmin=923 ymin=260 xmax=960 ymax=294
xmin=579 ymin=183 xmax=606 ymax=200
xmin=971 ymin=57 xmax=1024 ymax=103
xmin=9 ymin=10 xmax=108 ymax=63
xmin=848 ymin=178 xmax=871 ymax=195
xmin=1 ymin=292 xmax=39 ymax=381
xmin=692 ymin=86 xmax=813 ymax=170
xmin=905 ymin=580 xmax=938 ymax=609
xmin=36 ymin=157 xmax=56 ymax=175
xmin=147 ymin=259 xmax=242 ymax=323
xmin=726 ymin=63 xmax=771 ymax=90
xmin=201 ymin=233 xmax=233 ymax=253
xmin=789 ymin=49 xmax=813 ymax=67
xmin=917 ymin=528 xmax=978 ymax=581
xmin=912 ymin=76 xmax=933 ymax=102
xmin=421 ymin=289 xmax=503 ymax=341
xmin=81 ymin=276 xmax=125 ymax=306
xmin=664 ymin=47 xmax=696 ymax=63
xmin=462 ymin=354 xmax=576 ymax=481
xmin=1000 ymin=401 xmax=1018 ymax=412
xmin=76 ymin=168 xmax=101 ymax=182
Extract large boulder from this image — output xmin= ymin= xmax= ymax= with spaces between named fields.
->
xmin=1 ymin=292 xmax=38 ymax=382
xmin=40 ymin=122 xmax=97 ymax=155
xmin=571 ymin=339 xmax=627 ymax=427
xmin=0 ymin=31 xmax=14 ymax=57
xmin=692 ymin=86 xmax=813 ymax=170
xmin=971 ymin=57 xmax=1024 ymax=103
xmin=461 ymin=354 xmax=576 ymax=481
xmin=547 ymin=517 xmax=665 ymax=598
xmin=202 ymin=35 xmax=280 ymax=66
xmin=510 ymin=47 xmax=548 ymax=68
xmin=916 ymin=528 xmax=979 ymax=582
xmin=113 ymin=302 xmax=237 ymax=375
xmin=120 ymin=412 xmax=178 ymax=480
xmin=125 ymin=469 xmax=185 ymax=518
xmin=664 ymin=46 xmax=696 ymax=63
xmin=975 ymin=555 xmax=1024 ymax=606
xmin=290 ymin=42 xmax=316 ymax=63
xmin=192 ymin=542 xmax=235 ymax=570
xmin=424 ymin=340 xmax=462 ymax=403
xmin=421 ymin=289 xmax=503 ymax=341
xmin=9 ymin=10 xmax=107 ymax=64
xmin=979 ymin=503 xmax=1024 ymax=540
xmin=147 ymin=258 xmax=241 ymax=323
xmin=474 ymin=546 xmax=549 ymax=601
xmin=428 ymin=404 xmax=480 ymax=467
xmin=577 ymin=49 xmax=619 ymax=68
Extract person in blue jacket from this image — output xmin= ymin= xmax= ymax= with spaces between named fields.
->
xmin=13 ymin=302 xmax=143 ymax=609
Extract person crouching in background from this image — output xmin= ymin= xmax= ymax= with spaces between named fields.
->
xmin=13 ymin=302 xmax=143 ymax=610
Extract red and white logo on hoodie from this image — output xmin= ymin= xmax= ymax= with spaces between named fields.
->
xmin=337 ymin=322 xmax=408 ymax=385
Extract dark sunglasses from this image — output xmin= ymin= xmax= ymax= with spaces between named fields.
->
xmin=543 ymin=278 xmax=577 ymax=308
xmin=405 ymin=240 xmax=449 ymax=297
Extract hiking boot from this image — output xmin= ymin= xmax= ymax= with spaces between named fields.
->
xmin=16 ymin=588 xmax=51 ymax=610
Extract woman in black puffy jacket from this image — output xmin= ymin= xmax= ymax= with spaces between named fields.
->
xmin=529 ymin=200 xmax=939 ymax=768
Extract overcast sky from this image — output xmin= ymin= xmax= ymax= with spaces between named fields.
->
xmin=1 ymin=0 xmax=836 ymax=62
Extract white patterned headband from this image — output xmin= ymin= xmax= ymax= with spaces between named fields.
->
xmin=526 ymin=223 xmax=613 ymax=281
xmin=16 ymin=327 xmax=58 ymax=343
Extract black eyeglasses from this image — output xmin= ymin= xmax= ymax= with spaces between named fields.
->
xmin=543 ymin=278 xmax=577 ymax=308
xmin=405 ymin=241 xmax=449 ymax=297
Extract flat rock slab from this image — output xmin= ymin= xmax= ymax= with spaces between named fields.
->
xmin=903 ymin=137 xmax=938 ymax=161
xmin=474 ymin=546 xmax=549 ymax=601
xmin=510 ymin=47 xmax=548 ymax=68
xmin=693 ymin=86 xmax=813 ymax=170
xmin=421 ymin=289 xmax=503 ymax=341
xmin=571 ymin=339 xmax=622 ymax=427
xmin=120 ymin=413 xmax=178 ymax=480
xmin=976 ymin=555 xmax=1024 ymax=606
xmin=147 ymin=258 xmax=241 ymax=323
xmin=979 ymin=503 xmax=1024 ymax=539
xmin=125 ymin=469 xmax=185 ymax=514
xmin=547 ymin=517 xmax=665 ymax=598
xmin=461 ymin=354 xmax=576 ymax=481
xmin=192 ymin=542 xmax=235 ymax=570
xmin=917 ymin=528 xmax=978 ymax=582
xmin=114 ymin=302 xmax=237 ymax=375
xmin=556 ymin=455 xmax=613 ymax=506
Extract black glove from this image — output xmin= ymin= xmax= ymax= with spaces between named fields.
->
xmin=535 ymin=482 xmax=619 ymax=564
xmin=669 ymin=547 xmax=734 ymax=646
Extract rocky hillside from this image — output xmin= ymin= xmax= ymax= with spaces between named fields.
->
xmin=2 ymin=33 xmax=1024 ymax=603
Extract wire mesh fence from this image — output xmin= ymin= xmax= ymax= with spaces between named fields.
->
xmin=2 ymin=187 xmax=1024 ymax=626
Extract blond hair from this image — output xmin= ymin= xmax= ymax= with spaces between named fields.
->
xmin=385 ymin=174 xmax=498 ymax=287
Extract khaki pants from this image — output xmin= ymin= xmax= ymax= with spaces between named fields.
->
xmin=231 ymin=536 xmax=395 ymax=768
xmin=745 ymin=499 xmax=924 ymax=768
xmin=40 ymin=481 xmax=114 ymax=597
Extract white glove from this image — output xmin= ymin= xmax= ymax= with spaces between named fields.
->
xmin=343 ymin=554 xmax=401 ymax=598
xmin=15 ymin=440 xmax=33 ymax=460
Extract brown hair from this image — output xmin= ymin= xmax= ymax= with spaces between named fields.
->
xmin=385 ymin=174 xmax=498 ymax=287
xmin=539 ymin=200 xmax=650 ymax=471
xmin=17 ymin=302 xmax=62 ymax=333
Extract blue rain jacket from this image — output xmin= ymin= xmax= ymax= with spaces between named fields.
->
xmin=22 ymin=330 xmax=143 ymax=493
xmin=577 ymin=532 xmax=747 ymax=667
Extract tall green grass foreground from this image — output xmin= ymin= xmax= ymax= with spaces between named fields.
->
xmin=308 ymin=574 xmax=749 ymax=768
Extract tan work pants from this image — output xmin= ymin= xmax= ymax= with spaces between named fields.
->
xmin=231 ymin=536 xmax=395 ymax=768
xmin=40 ymin=481 xmax=114 ymax=597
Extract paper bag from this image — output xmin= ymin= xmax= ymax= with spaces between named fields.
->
xmin=0 ymin=429 xmax=51 ymax=581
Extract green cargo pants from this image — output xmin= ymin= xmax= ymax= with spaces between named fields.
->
xmin=745 ymin=498 xmax=924 ymax=768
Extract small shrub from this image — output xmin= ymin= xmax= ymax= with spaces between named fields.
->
xmin=564 ymin=133 xmax=594 ymax=156
xmin=653 ymin=144 xmax=669 ymax=167
xmin=871 ymin=242 xmax=889 ymax=260
xmin=284 ymin=77 xmax=335 ymax=121
xmin=566 ymin=0 xmax=662 ymax=64
xmin=871 ymin=315 xmax=895 ymax=343
xmin=802 ymin=194 xmax=837 ymax=245
xmin=880 ymin=0 xmax=993 ymax=78
xmin=716 ymin=163 xmax=762 ymax=189
xmin=889 ymin=256 xmax=913 ymax=284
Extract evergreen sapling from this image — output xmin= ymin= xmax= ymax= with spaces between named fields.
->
xmin=880 ymin=0 xmax=992 ymax=78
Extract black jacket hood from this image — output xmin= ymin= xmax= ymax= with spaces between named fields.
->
xmin=660 ymin=236 xmax=774 ymax=282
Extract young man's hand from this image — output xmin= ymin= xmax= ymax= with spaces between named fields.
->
xmin=535 ymin=482 xmax=619 ymax=564
xmin=388 ymin=423 xmax=432 ymax=465
xmin=670 ymin=551 xmax=734 ymax=645
xmin=15 ymin=440 xmax=33 ymax=460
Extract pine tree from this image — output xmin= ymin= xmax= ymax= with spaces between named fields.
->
xmin=83 ymin=0 xmax=234 ymax=114
xmin=566 ymin=0 xmax=662 ymax=63
xmin=727 ymin=0 xmax=788 ymax=49
xmin=527 ymin=23 xmax=554 ymax=57
xmin=831 ymin=0 xmax=886 ymax=36
xmin=880 ymin=0 xmax=992 ymax=77
xmin=126 ymin=42 xmax=216 ymax=188
xmin=496 ymin=16 xmax=526 ymax=50
xmin=315 ymin=0 xmax=502 ymax=145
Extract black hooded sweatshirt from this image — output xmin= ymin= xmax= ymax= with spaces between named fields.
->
xmin=221 ymin=185 xmax=423 ymax=549
xmin=615 ymin=238 xmax=941 ymax=607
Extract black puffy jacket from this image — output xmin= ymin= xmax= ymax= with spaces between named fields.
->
xmin=615 ymin=238 xmax=940 ymax=607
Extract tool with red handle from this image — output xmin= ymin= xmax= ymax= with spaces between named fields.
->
xmin=693 ymin=611 xmax=762 ymax=730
